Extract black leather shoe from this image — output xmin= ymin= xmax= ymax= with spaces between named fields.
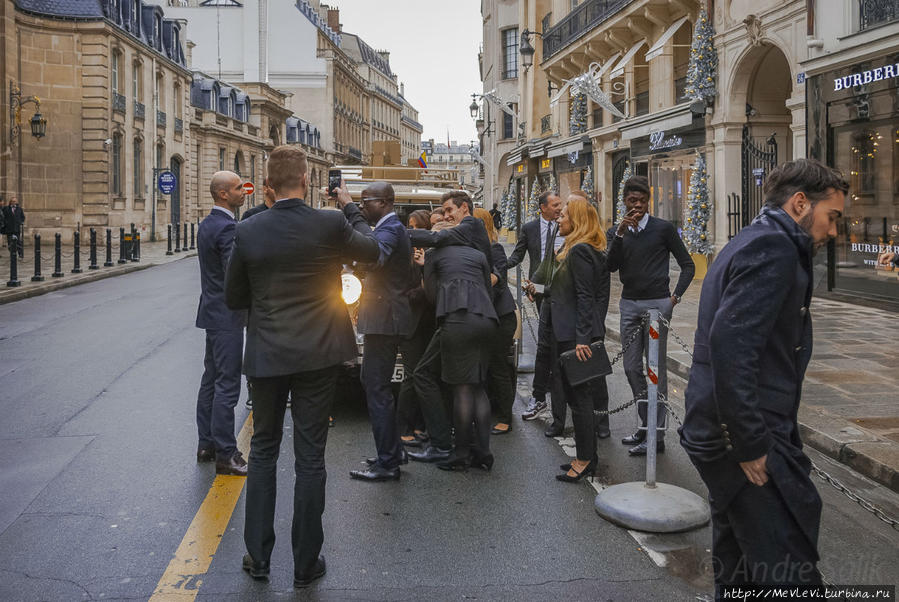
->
xmin=437 ymin=454 xmax=471 ymax=471
xmin=544 ymin=423 xmax=564 ymax=437
xmin=621 ymin=432 xmax=645 ymax=446
xmin=628 ymin=439 xmax=665 ymax=456
xmin=242 ymin=554 xmax=270 ymax=580
xmin=349 ymin=465 xmax=400 ymax=481
xmin=294 ymin=555 xmax=326 ymax=588
xmin=197 ymin=447 xmax=215 ymax=463
xmin=216 ymin=451 xmax=248 ymax=476
xmin=366 ymin=449 xmax=408 ymax=466
xmin=407 ymin=445 xmax=452 ymax=463
xmin=596 ymin=426 xmax=611 ymax=439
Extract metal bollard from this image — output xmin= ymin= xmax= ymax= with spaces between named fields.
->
xmin=183 ymin=223 xmax=188 ymax=252
xmin=174 ymin=222 xmax=181 ymax=253
xmin=6 ymin=236 xmax=20 ymax=287
xmin=17 ymin=224 xmax=24 ymax=258
xmin=190 ymin=222 xmax=195 ymax=249
xmin=104 ymin=228 xmax=114 ymax=267
xmin=133 ymin=232 xmax=141 ymax=262
xmin=89 ymin=228 xmax=99 ymax=270
xmin=129 ymin=224 xmax=136 ymax=261
xmin=118 ymin=227 xmax=127 ymax=264
xmin=72 ymin=231 xmax=83 ymax=274
xmin=52 ymin=233 xmax=64 ymax=277
xmin=166 ymin=224 xmax=174 ymax=255
xmin=31 ymin=233 xmax=44 ymax=282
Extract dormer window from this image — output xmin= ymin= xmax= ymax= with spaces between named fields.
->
xmin=133 ymin=0 xmax=140 ymax=32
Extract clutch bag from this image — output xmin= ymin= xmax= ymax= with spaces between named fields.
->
xmin=560 ymin=341 xmax=612 ymax=386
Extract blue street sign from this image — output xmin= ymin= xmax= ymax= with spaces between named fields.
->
xmin=157 ymin=170 xmax=177 ymax=195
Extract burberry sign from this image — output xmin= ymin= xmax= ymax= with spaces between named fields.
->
xmin=833 ymin=63 xmax=899 ymax=91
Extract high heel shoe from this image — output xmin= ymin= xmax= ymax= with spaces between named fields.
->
xmin=556 ymin=459 xmax=596 ymax=482
xmin=436 ymin=454 xmax=470 ymax=471
xmin=470 ymin=452 xmax=494 ymax=471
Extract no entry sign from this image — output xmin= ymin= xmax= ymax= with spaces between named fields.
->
xmin=242 ymin=182 xmax=255 ymax=195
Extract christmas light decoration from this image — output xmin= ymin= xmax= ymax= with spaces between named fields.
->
xmin=684 ymin=10 xmax=718 ymax=103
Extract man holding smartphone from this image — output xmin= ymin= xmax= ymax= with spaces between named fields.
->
xmin=606 ymin=176 xmax=694 ymax=456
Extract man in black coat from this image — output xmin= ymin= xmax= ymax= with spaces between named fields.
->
xmin=195 ymin=172 xmax=247 ymax=476
xmin=226 ymin=146 xmax=379 ymax=587
xmin=679 ymin=159 xmax=848 ymax=597
xmin=342 ymin=182 xmax=414 ymax=482
xmin=3 ymin=197 xmax=25 ymax=257
xmin=241 ymin=177 xmax=276 ymax=222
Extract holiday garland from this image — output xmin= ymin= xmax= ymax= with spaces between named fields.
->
xmin=684 ymin=9 xmax=718 ymax=103
xmin=682 ymin=152 xmax=713 ymax=255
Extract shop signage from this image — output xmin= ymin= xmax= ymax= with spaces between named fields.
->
xmin=541 ymin=158 xmax=552 ymax=169
xmin=833 ymin=63 xmax=899 ymax=91
xmin=516 ymin=164 xmax=524 ymax=174
xmin=752 ymin=167 xmax=765 ymax=186
xmin=851 ymin=243 xmax=899 ymax=266
xmin=649 ymin=130 xmax=684 ymax=151
xmin=631 ymin=123 xmax=705 ymax=157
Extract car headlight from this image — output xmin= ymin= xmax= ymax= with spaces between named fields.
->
xmin=341 ymin=273 xmax=362 ymax=305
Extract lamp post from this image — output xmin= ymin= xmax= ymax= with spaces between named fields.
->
xmin=519 ymin=29 xmax=540 ymax=72
xmin=9 ymin=82 xmax=47 ymax=145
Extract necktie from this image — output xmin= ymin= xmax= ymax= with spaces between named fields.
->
xmin=543 ymin=222 xmax=553 ymax=261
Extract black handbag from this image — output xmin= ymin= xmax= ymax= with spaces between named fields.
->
xmin=560 ymin=341 xmax=612 ymax=386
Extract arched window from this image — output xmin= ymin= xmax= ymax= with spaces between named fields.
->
xmin=111 ymin=133 xmax=123 ymax=196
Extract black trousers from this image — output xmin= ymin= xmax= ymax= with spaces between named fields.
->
xmin=487 ymin=312 xmax=517 ymax=424
xmin=196 ymin=329 xmax=243 ymax=460
xmin=244 ymin=365 xmax=338 ymax=575
xmin=396 ymin=317 xmax=434 ymax=436
xmin=531 ymin=297 xmax=553 ymax=403
xmin=552 ymin=339 xmax=597 ymax=461
xmin=412 ymin=328 xmax=453 ymax=450
xmin=361 ymin=334 xmax=404 ymax=469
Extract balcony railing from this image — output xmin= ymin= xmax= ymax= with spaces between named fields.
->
xmin=112 ymin=92 xmax=126 ymax=114
xmin=543 ymin=0 xmax=635 ymax=60
xmin=157 ymin=110 xmax=167 ymax=127
xmin=859 ymin=0 xmax=898 ymax=30
xmin=540 ymin=114 xmax=552 ymax=134
xmin=348 ymin=146 xmax=363 ymax=160
xmin=174 ymin=117 xmax=183 ymax=133
xmin=134 ymin=101 xmax=145 ymax=119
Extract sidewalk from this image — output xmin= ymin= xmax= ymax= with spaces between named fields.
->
xmin=0 ymin=238 xmax=197 ymax=305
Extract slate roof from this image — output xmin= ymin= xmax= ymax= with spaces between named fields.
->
xmin=14 ymin=0 xmax=104 ymax=19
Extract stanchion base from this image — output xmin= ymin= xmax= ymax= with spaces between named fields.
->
xmin=71 ymin=269 xmax=83 ymax=274
xmin=189 ymin=245 xmax=195 ymax=250
xmin=104 ymin=262 xmax=114 ymax=267
xmin=52 ymin=272 xmax=64 ymax=278
xmin=165 ymin=251 xmax=174 ymax=256
xmin=6 ymin=280 xmax=21 ymax=287
xmin=117 ymin=259 xmax=127 ymax=264
xmin=89 ymin=266 xmax=99 ymax=270
xmin=31 ymin=276 xmax=45 ymax=282
xmin=595 ymin=481 xmax=710 ymax=533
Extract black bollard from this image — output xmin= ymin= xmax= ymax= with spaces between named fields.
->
xmin=72 ymin=231 xmax=82 ymax=274
xmin=190 ymin=222 xmax=196 ymax=249
xmin=133 ymin=232 xmax=141 ymax=262
xmin=183 ymin=223 xmax=188 ymax=252
xmin=174 ymin=222 xmax=181 ymax=253
xmin=52 ymin=233 xmax=64 ymax=277
xmin=129 ymin=224 xmax=136 ymax=261
xmin=89 ymin=228 xmax=99 ymax=270
xmin=104 ymin=228 xmax=113 ymax=267
xmin=6 ymin=236 xmax=20 ymax=287
xmin=31 ymin=233 xmax=44 ymax=282
xmin=118 ymin=227 xmax=127 ymax=264
xmin=17 ymin=224 xmax=24 ymax=258
xmin=166 ymin=224 xmax=174 ymax=255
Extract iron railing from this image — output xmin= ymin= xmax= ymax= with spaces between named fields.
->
xmin=348 ymin=146 xmax=362 ymax=160
xmin=859 ymin=0 xmax=898 ymax=30
xmin=112 ymin=92 xmax=126 ymax=114
xmin=134 ymin=101 xmax=145 ymax=119
xmin=543 ymin=0 xmax=634 ymax=60
xmin=157 ymin=111 xmax=167 ymax=127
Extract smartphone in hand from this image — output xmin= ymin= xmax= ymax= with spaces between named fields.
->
xmin=327 ymin=169 xmax=342 ymax=197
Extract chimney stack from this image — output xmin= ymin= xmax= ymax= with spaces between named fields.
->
xmin=327 ymin=7 xmax=340 ymax=32
xmin=400 ymin=82 xmax=405 ymax=97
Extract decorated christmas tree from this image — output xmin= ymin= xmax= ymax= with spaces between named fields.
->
xmin=616 ymin=163 xmax=632 ymax=223
xmin=569 ymin=92 xmax=588 ymax=135
xmin=526 ymin=176 xmax=541 ymax=218
xmin=684 ymin=9 xmax=718 ymax=103
xmin=682 ymin=152 xmax=713 ymax=255
xmin=503 ymin=183 xmax=518 ymax=230
xmin=548 ymin=172 xmax=557 ymax=196
xmin=497 ymin=191 xmax=508 ymax=228
xmin=582 ymin=165 xmax=594 ymax=203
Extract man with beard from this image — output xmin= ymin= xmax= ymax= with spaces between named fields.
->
xmin=679 ymin=159 xmax=847 ymax=598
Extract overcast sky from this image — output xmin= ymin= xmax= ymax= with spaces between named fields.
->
xmin=332 ymin=0 xmax=482 ymax=146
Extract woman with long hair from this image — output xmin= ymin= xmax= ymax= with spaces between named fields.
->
xmin=473 ymin=208 xmax=518 ymax=435
xmin=546 ymin=199 xmax=610 ymax=482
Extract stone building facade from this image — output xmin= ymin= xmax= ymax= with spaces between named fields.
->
xmin=399 ymin=84 xmax=423 ymax=165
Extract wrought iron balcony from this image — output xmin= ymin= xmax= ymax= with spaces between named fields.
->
xmin=859 ymin=0 xmax=898 ymax=30
xmin=134 ymin=101 xmax=145 ymax=119
xmin=157 ymin=111 xmax=167 ymax=127
xmin=112 ymin=92 xmax=126 ymax=114
xmin=348 ymin=146 xmax=363 ymax=160
xmin=540 ymin=114 xmax=552 ymax=134
xmin=543 ymin=0 xmax=635 ymax=60
xmin=174 ymin=118 xmax=183 ymax=133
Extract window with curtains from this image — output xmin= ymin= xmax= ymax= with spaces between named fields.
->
xmin=133 ymin=138 xmax=142 ymax=197
xmin=111 ymin=133 xmax=123 ymax=196
xmin=111 ymin=51 xmax=121 ymax=93
xmin=502 ymin=28 xmax=518 ymax=79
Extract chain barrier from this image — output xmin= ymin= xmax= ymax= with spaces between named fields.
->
xmin=810 ymin=463 xmax=899 ymax=532
xmin=658 ymin=313 xmax=694 ymax=359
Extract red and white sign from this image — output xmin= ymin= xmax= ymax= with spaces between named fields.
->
xmin=241 ymin=182 xmax=255 ymax=195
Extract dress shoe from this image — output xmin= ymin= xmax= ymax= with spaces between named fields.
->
xmin=241 ymin=554 xmax=270 ymax=580
xmin=596 ymin=426 xmax=611 ymax=439
xmin=556 ymin=459 xmax=597 ymax=483
xmin=197 ymin=447 xmax=216 ymax=463
xmin=365 ymin=449 xmax=408 ymax=466
xmin=628 ymin=439 xmax=665 ymax=456
xmin=294 ymin=555 xmax=326 ymax=588
xmin=349 ymin=465 xmax=400 ymax=481
xmin=407 ymin=445 xmax=452 ymax=463
xmin=521 ymin=398 xmax=547 ymax=421
xmin=491 ymin=423 xmax=512 ymax=435
xmin=544 ymin=423 xmax=564 ymax=438
xmin=216 ymin=451 xmax=248 ymax=476
xmin=436 ymin=454 xmax=470 ymax=471
xmin=621 ymin=431 xmax=646 ymax=446
xmin=401 ymin=436 xmax=423 ymax=448
xmin=470 ymin=451 xmax=494 ymax=471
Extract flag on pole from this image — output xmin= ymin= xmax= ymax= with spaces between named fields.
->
xmin=418 ymin=151 xmax=428 ymax=168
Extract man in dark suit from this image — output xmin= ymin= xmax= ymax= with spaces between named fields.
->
xmin=226 ymin=146 xmax=379 ymax=588
xmin=3 ymin=197 xmax=26 ymax=258
xmin=340 ymin=182 xmax=413 ymax=482
xmin=241 ymin=177 xmax=276 ymax=222
xmin=680 ymin=159 xmax=847 ymax=597
xmin=195 ymin=171 xmax=248 ymax=476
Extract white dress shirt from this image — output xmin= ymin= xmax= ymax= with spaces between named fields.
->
xmin=539 ymin=216 xmax=565 ymax=260
xmin=374 ymin=211 xmax=396 ymax=230
xmin=212 ymin=205 xmax=235 ymax=220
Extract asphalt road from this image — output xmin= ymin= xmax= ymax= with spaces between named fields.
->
xmin=0 ymin=257 xmax=897 ymax=601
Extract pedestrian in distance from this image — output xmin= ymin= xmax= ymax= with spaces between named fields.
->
xmin=607 ymin=175 xmax=695 ymax=456
xmin=341 ymin=181 xmax=415 ymax=482
xmin=195 ymin=171 xmax=248 ymax=477
xmin=489 ymin=205 xmax=502 ymax=231
xmin=680 ymin=158 xmax=848 ymax=597
xmin=3 ymin=196 xmax=25 ymax=258
xmin=225 ymin=146 xmax=379 ymax=588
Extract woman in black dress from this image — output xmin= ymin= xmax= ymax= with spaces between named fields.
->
xmin=423 ymin=242 xmax=499 ymax=470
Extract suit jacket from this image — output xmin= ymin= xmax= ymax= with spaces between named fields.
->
xmin=240 ymin=203 xmax=269 ymax=221
xmin=225 ymin=198 xmax=380 ymax=377
xmin=549 ymin=243 xmax=610 ymax=345
xmin=196 ymin=208 xmax=246 ymax=331
xmin=506 ymin=218 xmax=541 ymax=279
xmin=2 ymin=205 xmax=24 ymax=234
xmin=490 ymin=242 xmax=517 ymax=317
xmin=408 ymin=215 xmax=495 ymax=274
xmin=423 ymin=245 xmax=497 ymax=322
xmin=679 ymin=207 xmax=819 ymax=537
xmin=351 ymin=207 xmax=413 ymax=337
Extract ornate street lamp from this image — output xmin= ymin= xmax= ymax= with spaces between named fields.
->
xmin=519 ymin=30 xmax=536 ymax=71
xmin=9 ymin=82 xmax=47 ymax=144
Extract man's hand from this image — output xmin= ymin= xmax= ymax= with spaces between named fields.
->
xmin=670 ymin=295 xmax=679 ymax=307
xmin=616 ymin=209 xmax=640 ymax=237
xmin=490 ymin=273 xmax=499 ymax=286
xmin=334 ymin=179 xmax=353 ymax=209
xmin=739 ymin=455 xmax=768 ymax=487
xmin=877 ymin=251 xmax=896 ymax=267
xmin=575 ymin=343 xmax=593 ymax=362
xmin=523 ymin=279 xmax=536 ymax=302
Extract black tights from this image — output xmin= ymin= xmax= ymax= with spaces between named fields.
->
xmin=452 ymin=383 xmax=491 ymax=458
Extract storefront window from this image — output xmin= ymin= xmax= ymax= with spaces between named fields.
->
xmin=650 ymin=158 xmax=692 ymax=233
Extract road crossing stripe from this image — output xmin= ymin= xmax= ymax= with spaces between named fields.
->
xmin=149 ymin=414 xmax=253 ymax=601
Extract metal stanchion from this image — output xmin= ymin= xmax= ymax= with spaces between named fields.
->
xmin=134 ymin=231 xmax=141 ymax=262
xmin=129 ymin=224 xmax=137 ymax=261
xmin=174 ymin=222 xmax=181 ymax=253
xmin=6 ymin=236 xmax=20 ymax=287
xmin=31 ymin=233 xmax=44 ymax=282
xmin=190 ymin=222 xmax=195 ymax=249
xmin=89 ymin=228 xmax=99 ymax=270
xmin=118 ymin=227 xmax=127 ymax=264
xmin=52 ymin=233 xmax=64 ymax=277
xmin=183 ymin=223 xmax=188 ymax=251
xmin=71 ymin=231 xmax=83 ymax=274
xmin=166 ymin=225 xmax=174 ymax=255
xmin=104 ymin=228 xmax=114 ymax=267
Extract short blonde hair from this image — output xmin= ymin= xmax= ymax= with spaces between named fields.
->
xmin=267 ymin=145 xmax=308 ymax=193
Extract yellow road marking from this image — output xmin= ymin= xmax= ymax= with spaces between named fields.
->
xmin=149 ymin=414 xmax=253 ymax=601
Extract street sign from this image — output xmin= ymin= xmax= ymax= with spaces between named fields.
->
xmin=241 ymin=182 xmax=255 ymax=195
xmin=157 ymin=170 xmax=177 ymax=195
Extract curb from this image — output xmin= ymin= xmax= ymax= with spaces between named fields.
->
xmin=0 ymin=252 xmax=198 ymax=305
xmin=605 ymin=325 xmax=899 ymax=494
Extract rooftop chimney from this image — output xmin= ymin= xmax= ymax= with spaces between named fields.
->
xmin=327 ymin=7 xmax=340 ymax=33
xmin=378 ymin=50 xmax=390 ymax=63
xmin=400 ymin=82 xmax=405 ymax=97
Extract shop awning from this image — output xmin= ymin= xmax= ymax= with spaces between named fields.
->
xmin=547 ymin=139 xmax=587 ymax=158
xmin=645 ymin=16 xmax=689 ymax=62
xmin=506 ymin=148 xmax=524 ymax=166
xmin=620 ymin=105 xmax=694 ymax=141
xmin=610 ymin=40 xmax=647 ymax=80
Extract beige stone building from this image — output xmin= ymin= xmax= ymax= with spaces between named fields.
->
xmin=399 ymin=84 xmax=423 ymax=165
